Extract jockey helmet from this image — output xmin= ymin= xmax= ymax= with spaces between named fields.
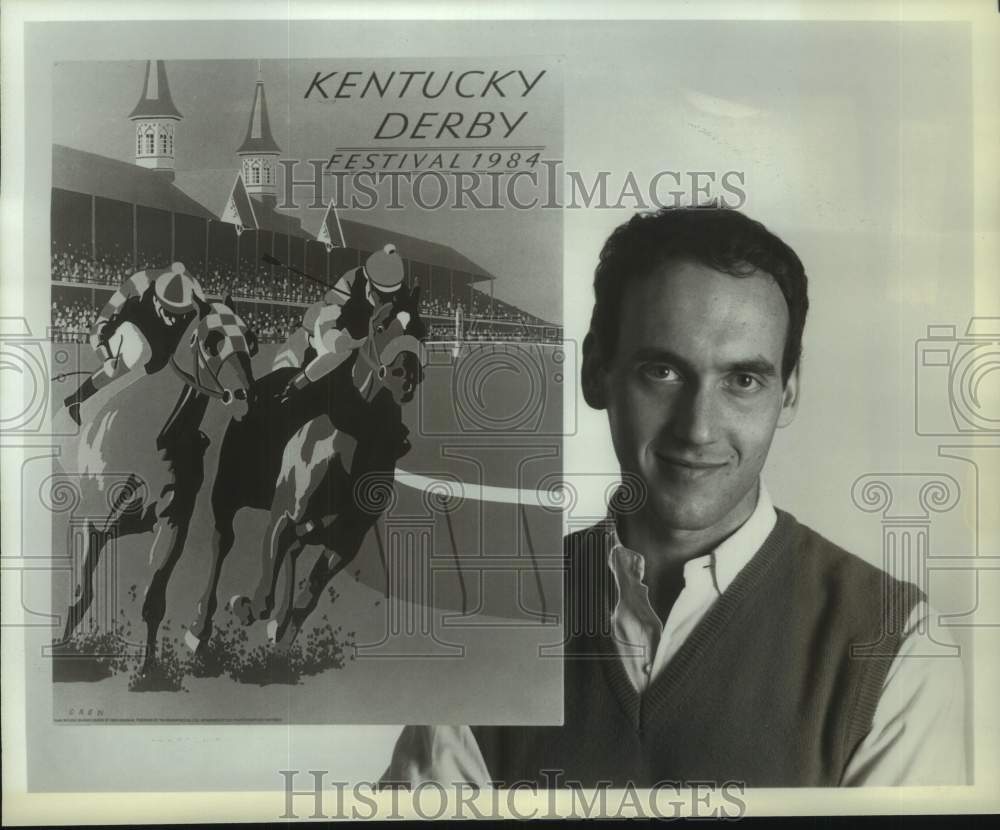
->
xmin=365 ymin=243 xmax=404 ymax=293
xmin=154 ymin=262 xmax=202 ymax=314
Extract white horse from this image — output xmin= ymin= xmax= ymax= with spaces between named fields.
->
xmin=55 ymin=298 xmax=256 ymax=681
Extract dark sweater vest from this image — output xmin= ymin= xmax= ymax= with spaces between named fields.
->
xmin=471 ymin=510 xmax=922 ymax=788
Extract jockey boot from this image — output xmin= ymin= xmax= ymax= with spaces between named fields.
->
xmin=63 ymin=376 xmax=99 ymax=426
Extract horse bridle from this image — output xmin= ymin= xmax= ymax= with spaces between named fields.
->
xmin=169 ymin=332 xmax=248 ymax=405
xmin=354 ymin=302 xmax=424 ymax=386
xmin=353 ymin=302 xmax=393 ymax=380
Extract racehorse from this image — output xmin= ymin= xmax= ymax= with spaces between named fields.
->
xmin=55 ymin=297 xmax=256 ymax=681
xmin=185 ymin=281 xmax=425 ymax=653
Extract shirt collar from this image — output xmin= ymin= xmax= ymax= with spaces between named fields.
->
xmin=606 ymin=480 xmax=777 ymax=596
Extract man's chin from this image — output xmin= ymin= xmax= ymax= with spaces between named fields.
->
xmin=645 ymin=490 xmax=735 ymax=534
xmin=651 ymin=507 xmax=722 ymax=533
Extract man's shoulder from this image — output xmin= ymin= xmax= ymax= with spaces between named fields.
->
xmin=125 ymin=270 xmax=154 ymax=293
xmin=107 ymin=291 xmax=145 ymax=321
xmin=776 ymin=508 xmax=925 ymax=602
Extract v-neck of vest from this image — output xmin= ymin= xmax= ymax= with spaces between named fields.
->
xmin=592 ymin=509 xmax=800 ymax=734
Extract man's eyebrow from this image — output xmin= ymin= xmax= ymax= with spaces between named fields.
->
xmin=631 ymin=347 xmax=695 ymax=372
xmin=630 ymin=349 xmax=778 ymax=377
xmin=725 ymin=357 xmax=778 ymax=377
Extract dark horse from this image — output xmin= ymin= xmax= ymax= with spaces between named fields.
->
xmin=55 ymin=297 xmax=256 ymax=680
xmin=185 ymin=279 xmax=425 ymax=652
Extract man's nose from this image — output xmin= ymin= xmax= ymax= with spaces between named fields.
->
xmin=669 ymin=385 xmax=716 ymax=446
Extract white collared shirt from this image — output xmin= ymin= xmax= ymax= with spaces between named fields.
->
xmin=607 ymin=483 xmax=778 ymax=692
xmin=383 ymin=482 xmax=967 ymax=787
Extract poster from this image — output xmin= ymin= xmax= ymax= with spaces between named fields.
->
xmin=44 ymin=55 xmax=564 ymax=725
xmin=3 ymin=0 xmax=999 ymax=823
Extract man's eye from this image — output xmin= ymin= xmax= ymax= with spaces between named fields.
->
xmin=728 ymin=373 xmax=762 ymax=392
xmin=641 ymin=364 xmax=678 ymax=381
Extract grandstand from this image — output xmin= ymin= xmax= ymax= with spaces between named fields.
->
xmin=50 ymin=142 xmax=562 ymax=347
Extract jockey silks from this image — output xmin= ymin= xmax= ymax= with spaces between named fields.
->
xmin=100 ymin=286 xmax=196 ymax=374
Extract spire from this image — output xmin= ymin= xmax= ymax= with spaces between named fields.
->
xmin=130 ymin=60 xmax=181 ymax=174
xmin=237 ymin=72 xmax=281 ymax=154
xmin=129 ymin=60 xmax=182 ymax=121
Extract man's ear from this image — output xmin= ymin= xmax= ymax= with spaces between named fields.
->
xmin=581 ymin=332 xmax=608 ymax=410
xmin=777 ymin=364 xmax=800 ymax=428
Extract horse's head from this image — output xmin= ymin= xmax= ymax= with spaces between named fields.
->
xmin=172 ymin=298 xmax=257 ymax=420
xmin=360 ymin=283 xmax=426 ymax=406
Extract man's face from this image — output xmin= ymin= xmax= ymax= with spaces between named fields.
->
xmin=372 ymin=285 xmax=396 ymax=306
xmin=590 ymin=259 xmax=798 ymax=537
xmin=153 ymin=296 xmax=179 ymax=327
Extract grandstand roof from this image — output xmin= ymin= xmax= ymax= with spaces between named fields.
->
xmin=237 ymin=78 xmax=281 ymax=155
xmin=52 ymin=143 xmax=494 ymax=282
xmin=53 ymin=144 xmax=213 ymax=218
xmin=128 ymin=60 xmax=183 ymax=121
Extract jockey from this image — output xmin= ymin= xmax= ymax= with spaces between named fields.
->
xmin=63 ymin=262 xmax=205 ymax=426
xmin=275 ymin=243 xmax=411 ymax=400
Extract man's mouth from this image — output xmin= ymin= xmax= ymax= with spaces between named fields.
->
xmin=654 ymin=453 xmax=728 ymax=478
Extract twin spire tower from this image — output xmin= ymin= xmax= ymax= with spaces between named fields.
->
xmin=129 ymin=59 xmax=281 ymax=200
xmin=129 ymin=60 xmax=182 ymax=174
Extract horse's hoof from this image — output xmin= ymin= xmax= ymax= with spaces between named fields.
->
xmin=266 ymin=619 xmax=279 ymax=642
xmin=183 ymin=629 xmax=202 ymax=653
xmin=228 ymin=594 xmax=254 ymax=626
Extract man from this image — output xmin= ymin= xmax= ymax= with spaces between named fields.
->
xmin=62 ymin=261 xmax=204 ymax=426
xmin=273 ymin=243 xmax=413 ymax=397
xmin=383 ymin=206 xmax=966 ymax=787
xmin=269 ymin=243 xmax=415 ymax=442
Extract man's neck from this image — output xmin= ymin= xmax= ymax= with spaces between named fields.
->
xmin=617 ymin=486 xmax=759 ymax=584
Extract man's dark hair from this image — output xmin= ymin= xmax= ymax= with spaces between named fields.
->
xmin=588 ymin=205 xmax=809 ymax=383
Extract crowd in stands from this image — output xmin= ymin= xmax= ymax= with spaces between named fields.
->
xmin=50 ymin=244 xmax=560 ymax=345
xmin=50 ymin=298 xmax=97 ymax=343
xmin=198 ymin=257 xmax=327 ymax=305
xmin=51 ymin=241 xmax=133 ymax=287
xmin=51 ymin=291 xmax=562 ymax=348
xmin=468 ymin=289 xmax=549 ymax=326
xmin=421 ymin=290 xmax=549 ymax=327
xmin=420 ymin=297 xmax=457 ymax=318
xmin=236 ymin=307 xmax=303 ymax=344
xmin=424 ymin=322 xmax=561 ymax=344
xmin=463 ymin=324 xmax=562 ymax=344
xmin=51 ymin=243 xmax=328 ymax=306
xmin=426 ymin=323 xmax=456 ymax=340
xmin=49 ymin=296 xmax=304 ymax=346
